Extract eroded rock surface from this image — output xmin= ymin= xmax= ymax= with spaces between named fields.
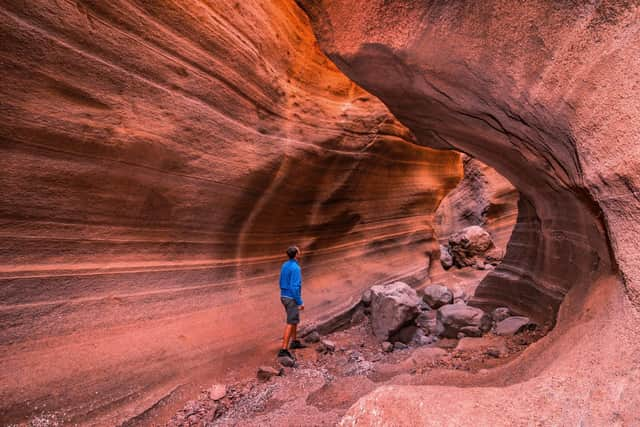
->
xmin=300 ymin=0 xmax=640 ymax=425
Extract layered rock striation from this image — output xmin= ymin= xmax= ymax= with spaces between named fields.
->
xmin=300 ymin=0 xmax=640 ymax=425
xmin=0 ymin=0 xmax=481 ymax=424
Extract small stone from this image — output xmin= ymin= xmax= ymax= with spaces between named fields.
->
xmin=304 ymin=330 xmax=321 ymax=343
xmin=457 ymin=332 xmax=465 ymax=339
xmin=277 ymin=355 xmax=295 ymax=367
xmin=208 ymin=384 xmax=226 ymax=401
xmin=418 ymin=301 xmax=432 ymax=311
xmin=394 ymin=342 xmax=408 ymax=350
xmin=316 ymin=339 xmax=336 ymax=353
xmin=257 ymin=366 xmax=282 ymax=381
xmin=491 ymin=307 xmax=511 ymax=323
xmin=486 ymin=347 xmax=501 ymax=358
xmin=381 ymin=341 xmax=393 ymax=352
xmin=474 ymin=259 xmax=486 ymax=270
xmin=361 ymin=289 xmax=373 ymax=306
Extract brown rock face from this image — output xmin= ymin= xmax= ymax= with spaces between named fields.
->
xmin=0 ymin=0 xmax=475 ymax=424
xmin=300 ymin=0 xmax=640 ymax=425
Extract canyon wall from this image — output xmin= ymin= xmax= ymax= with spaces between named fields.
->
xmin=0 ymin=1 xmax=496 ymax=424
xmin=299 ymin=0 xmax=640 ymax=424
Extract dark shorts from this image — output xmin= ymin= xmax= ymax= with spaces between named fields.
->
xmin=281 ymin=297 xmax=300 ymax=325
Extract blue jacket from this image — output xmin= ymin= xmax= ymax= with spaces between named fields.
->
xmin=279 ymin=259 xmax=303 ymax=306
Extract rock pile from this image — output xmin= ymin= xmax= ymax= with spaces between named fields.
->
xmin=355 ymin=281 xmax=536 ymax=350
xmin=440 ymin=225 xmax=504 ymax=270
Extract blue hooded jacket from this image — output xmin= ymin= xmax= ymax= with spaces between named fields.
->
xmin=279 ymin=259 xmax=302 ymax=306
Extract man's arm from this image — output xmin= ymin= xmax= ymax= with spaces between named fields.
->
xmin=292 ymin=266 xmax=303 ymax=306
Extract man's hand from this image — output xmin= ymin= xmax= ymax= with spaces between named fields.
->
xmin=299 ymin=305 xmax=304 ymax=311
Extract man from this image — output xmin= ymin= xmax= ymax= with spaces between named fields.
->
xmin=278 ymin=245 xmax=307 ymax=359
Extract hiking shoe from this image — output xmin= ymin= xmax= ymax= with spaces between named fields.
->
xmin=277 ymin=348 xmax=294 ymax=359
xmin=289 ymin=340 xmax=307 ymax=349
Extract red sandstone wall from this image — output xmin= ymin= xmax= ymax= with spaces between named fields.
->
xmin=0 ymin=1 xmax=470 ymax=423
xmin=300 ymin=1 xmax=640 ymax=424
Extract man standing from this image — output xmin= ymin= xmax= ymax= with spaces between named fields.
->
xmin=278 ymin=246 xmax=306 ymax=359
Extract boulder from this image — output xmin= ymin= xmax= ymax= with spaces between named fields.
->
xmin=257 ymin=366 xmax=282 ymax=381
xmin=439 ymin=244 xmax=454 ymax=269
xmin=491 ymin=307 xmax=511 ymax=323
xmin=448 ymin=226 xmax=494 ymax=267
xmin=437 ymin=304 xmax=492 ymax=338
xmin=495 ymin=316 xmax=536 ymax=336
xmin=422 ymin=284 xmax=453 ymax=308
xmin=369 ymin=282 xmax=421 ymax=341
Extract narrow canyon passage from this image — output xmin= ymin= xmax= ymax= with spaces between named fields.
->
xmin=1 ymin=0 xmax=639 ymax=426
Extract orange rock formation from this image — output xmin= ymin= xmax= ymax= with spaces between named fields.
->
xmin=0 ymin=1 xmax=510 ymax=424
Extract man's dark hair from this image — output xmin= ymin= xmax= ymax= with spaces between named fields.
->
xmin=286 ymin=246 xmax=299 ymax=259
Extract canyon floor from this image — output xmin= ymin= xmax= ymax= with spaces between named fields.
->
xmin=162 ymin=316 xmax=544 ymax=426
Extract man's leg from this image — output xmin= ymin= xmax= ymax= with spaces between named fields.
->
xmin=282 ymin=323 xmax=294 ymax=349
xmin=291 ymin=324 xmax=297 ymax=342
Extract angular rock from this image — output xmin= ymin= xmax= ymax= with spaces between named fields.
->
xmin=448 ymin=226 xmax=494 ymax=267
xmin=439 ymin=244 xmax=454 ymax=270
xmin=304 ymin=330 xmax=321 ymax=344
xmin=257 ymin=366 xmax=282 ymax=381
xmin=422 ymin=284 xmax=453 ymax=308
xmin=208 ymin=384 xmax=226 ymax=401
xmin=381 ymin=341 xmax=393 ymax=352
xmin=369 ymin=282 xmax=421 ymax=341
xmin=495 ymin=316 xmax=536 ymax=336
xmin=437 ymin=304 xmax=491 ymax=338
xmin=491 ymin=307 xmax=511 ymax=323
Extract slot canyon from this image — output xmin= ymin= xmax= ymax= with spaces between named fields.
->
xmin=1 ymin=1 xmax=639 ymax=426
